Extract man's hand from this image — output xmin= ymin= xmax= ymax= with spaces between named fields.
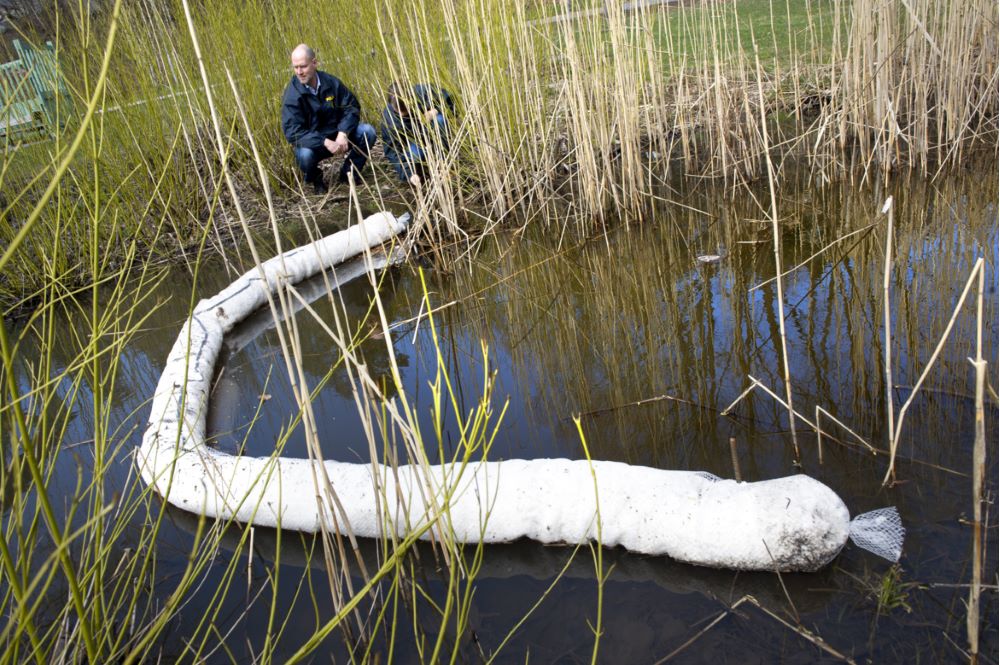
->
xmin=408 ymin=173 xmax=422 ymax=187
xmin=325 ymin=132 xmax=349 ymax=155
xmin=423 ymin=108 xmax=439 ymax=123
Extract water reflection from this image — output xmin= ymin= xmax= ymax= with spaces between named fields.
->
xmin=10 ymin=171 xmax=995 ymax=662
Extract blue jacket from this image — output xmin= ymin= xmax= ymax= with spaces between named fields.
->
xmin=281 ymin=71 xmax=361 ymax=151
xmin=381 ymin=84 xmax=454 ymax=181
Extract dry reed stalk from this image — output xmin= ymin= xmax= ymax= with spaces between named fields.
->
xmin=882 ymin=258 xmax=985 ymax=484
xmin=743 ymin=595 xmax=856 ymax=663
xmin=728 ymin=437 xmax=742 ymax=481
xmin=749 ymin=221 xmax=878 ymax=292
xmin=754 ymin=40 xmax=799 ymax=462
xmin=656 ymin=595 xmax=854 ymax=663
xmin=967 ymin=262 xmax=986 ymax=662
xmin=814 ymin=405 xmax=824 ymax=464
xmin=881 ymin=196 xmax=895 ymax=478
xmin=813 ymin=405 xmax=876 ymax=455
xmin=720 ymin=381 xmax=757 ymax=416
xmin=830 ymin=0 xmax=997 ymax=175
xmin=5 ymin=0 xmax=994 ymax=311
xmin=652 ymin=607 xmax=731 ymax=663
xmin=726 ymin=375 xmax=895 ymax=467
xmin=742 ymin=376 xmax=816 ymax=434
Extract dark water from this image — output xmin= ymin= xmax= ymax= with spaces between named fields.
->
xmin=15 ymin=171 xmax=999 ymax=662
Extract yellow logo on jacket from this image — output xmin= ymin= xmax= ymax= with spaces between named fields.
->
xmin=325 ymin=96 xmax=334 ymax=102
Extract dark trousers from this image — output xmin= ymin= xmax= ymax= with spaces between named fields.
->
xmin=385 ymin=114 xmax=449 ymax=182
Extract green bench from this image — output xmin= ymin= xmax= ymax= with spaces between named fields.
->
xmin=0 ymin=39 xmax=63 ymax=140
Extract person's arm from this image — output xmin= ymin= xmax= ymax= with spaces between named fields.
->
xmin=414 ymin=84 xmax=448 ymax=126
xmin=281 ymin=85 xmax=327 ymax=150
xmin=415 ymin=84 xmax=454 ymax=116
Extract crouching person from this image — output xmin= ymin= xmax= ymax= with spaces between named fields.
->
xmin=281 ymin=44 xmax=376 ymax=194
xmin=381 ymin=83 xmax=454 ymax=187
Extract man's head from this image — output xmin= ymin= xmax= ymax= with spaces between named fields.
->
xmin=290 ymin=44 xmax=318 ymax=87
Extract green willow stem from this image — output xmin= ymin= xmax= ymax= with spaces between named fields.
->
xmin=0 ymin=0 xmax=123 ymax=275
xmin=0 ymin=318 xmax=97 ymax=661
xmin=0 ymin=529 xmax=43 ymax=664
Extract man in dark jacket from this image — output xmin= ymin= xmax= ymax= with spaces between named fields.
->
xmin=381 ymin=83 xmax=454 ymax=187
xmin=281 ymin=44 xmax=376 ymax=194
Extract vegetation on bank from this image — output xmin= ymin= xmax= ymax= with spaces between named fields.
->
xmin=0 ymin=0 xmax=996 ymax=311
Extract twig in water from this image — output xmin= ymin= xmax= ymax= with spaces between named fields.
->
xmin=575 ymin=392 xmax=710 ymax=419
xmin=742 ymin=596 xmax=855 ymax=663
xmin=763 ymin=540 xmax=800 ymax=624
xmin=652 ymin=607 xmax=732 ymax=663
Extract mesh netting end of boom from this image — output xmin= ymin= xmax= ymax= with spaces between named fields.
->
xmin=849 ymin=507 xmax=905 ymax=562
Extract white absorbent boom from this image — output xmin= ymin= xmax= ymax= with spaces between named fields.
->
xmin=137 ymin=212 xmax=904 ymax=573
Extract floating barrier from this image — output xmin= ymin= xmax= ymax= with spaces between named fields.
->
xmin=138 ymin=211 xmax=903 ymax=572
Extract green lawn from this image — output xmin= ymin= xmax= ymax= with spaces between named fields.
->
xmin=655 ymin=0 xmax=843 ymax=68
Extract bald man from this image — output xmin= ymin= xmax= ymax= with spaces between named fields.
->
xmin=280 ymin=44 xmax=376 ymax=194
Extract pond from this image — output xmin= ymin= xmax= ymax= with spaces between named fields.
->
xmin=16 ymin=168 xmax=998 ymax=662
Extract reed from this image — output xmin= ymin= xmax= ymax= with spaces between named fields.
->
xmin=967 ymin=261 xmax=986 ymax=662
xmin=755 ymin=38 xmax=799 ymax=462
